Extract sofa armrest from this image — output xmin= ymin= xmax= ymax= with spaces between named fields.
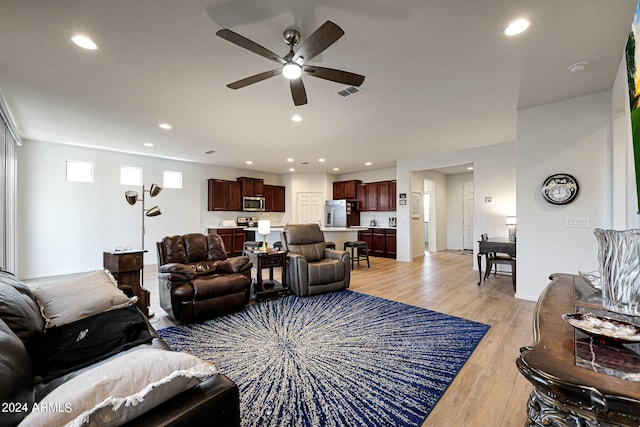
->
xmin=159 ymin=263 xmax=197 ymax=280
xmin=123 ymin=373 xmax=240 ymax=427
xmin=216 ymin=256 xmax=252 ymax=274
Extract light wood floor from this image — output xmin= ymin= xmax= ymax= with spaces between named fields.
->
xmin=145 ymin=250 xmax=536 ymax=426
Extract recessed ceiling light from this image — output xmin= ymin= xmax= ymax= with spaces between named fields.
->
xmin=333 ymin=167 xmax=340 ymax=171
xmin=568 ymin=62 xmax=588 ymax=73
xmin=365 ymin=162 xmax=372 ymax=166
xmin=319 ymin=158 xmax=326 ymax=162
xmin=246 ymin=161 xmax=253 ymax=165
xmin=143 ymin=142 xmax=154 ymax=147
xmin=289 ymin=168 xmax=295 ymax=172
xmin=505 ymin=19 xmax=530 ymax=36
xmin=71 ymin=34 xmax=98 ymax=50
xmin=159 ymin=123 xmax=172 ymax=130
xmin=286 ymin=158 xmax=294 ymax=162
xmin=467 ymin=166 xmax=474 ymax=170
xmin=291 ymin=114 xmax=302 ymax=122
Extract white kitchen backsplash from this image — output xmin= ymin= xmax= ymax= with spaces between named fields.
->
xmin=360 ymin=211 xmax=397 ymax=227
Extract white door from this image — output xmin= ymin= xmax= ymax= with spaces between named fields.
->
xmin=297 ymin=192 xmax=323 ymax=224
xmin=463 ymin=181 xmax=474 ymax=250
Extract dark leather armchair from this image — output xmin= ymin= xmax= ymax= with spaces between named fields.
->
xmin=156 ymin=233 xmax=252 ymax=322
xmin=281 ymin=224 xmax=350 ymax=296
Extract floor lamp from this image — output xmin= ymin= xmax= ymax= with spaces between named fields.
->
xmin=125 ymin=183 xmax=162 ymax=250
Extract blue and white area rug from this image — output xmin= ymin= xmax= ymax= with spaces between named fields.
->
xmin=158 ymin=290 xmax=489 ymax=426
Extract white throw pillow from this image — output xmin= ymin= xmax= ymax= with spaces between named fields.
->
xmin=18 ymin=348 xmax=219 ymax=427
xmin=33 ymin=270 xmax=137 ymax=328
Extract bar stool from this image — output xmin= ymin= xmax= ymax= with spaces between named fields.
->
xmin=343 ymin=241 xmax=370 ymax=270
xmin=326 ymin=241 xmax=336 ymax=250
xmin=242 ymin=241 xmax=262 ymax=255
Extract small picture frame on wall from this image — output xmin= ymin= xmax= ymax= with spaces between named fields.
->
xmin=411 ymin=191 xmax=420 ymax=219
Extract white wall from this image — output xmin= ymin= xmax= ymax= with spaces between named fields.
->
xmin=17 ymin=140 xmax=281 ymax=278
xmin=516 ymin=91 xmax=613 ymax=300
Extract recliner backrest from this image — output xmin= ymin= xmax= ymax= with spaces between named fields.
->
xmin=160 ymin=233 xmax=228 ymax=265
xmin=282 ymin=224 xmax=327 ymax=263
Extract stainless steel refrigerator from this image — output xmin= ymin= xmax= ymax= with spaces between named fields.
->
xmin=325 ymin=200 xmax=359 ymax=227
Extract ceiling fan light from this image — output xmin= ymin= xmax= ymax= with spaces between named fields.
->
xmin=282 ymin=62 xmax=302 ymax=80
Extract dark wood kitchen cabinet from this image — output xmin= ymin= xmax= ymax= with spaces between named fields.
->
xmin=390 ymin=181 xmax=397 ymax=211
xmin=358 ymin=228 xmax=373 ymax=250
xmin=357 ymin=228 xmax=396 ymax=259
xmin=372 ymin=228 xmax=386 ymax=257
xmin=385 ymin=229 xmax=396 ymax=257
xmin=333 ymin=180 xmax=361 ymax=200
xmin=207 ymin=228 xmax=246 ymax=257
xmin=365 ymin=183 xmax=378 ymax=211
xmin=237 ymin=177 xmax=264 ymax=197
xmin=357 ymin=180 xmax=397 ymax=212
xmin=208 ymin=179 xmax=242 ymax=211
xmin=377 ymin=181 xmax=391 ymax=211
xmin=357 ymin=184 xmax=367 ymax=211
xmin=264 ymin=185 xmax=285 ymax=212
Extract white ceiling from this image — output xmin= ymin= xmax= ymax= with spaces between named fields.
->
xmin=0 ymin=0 xmax=636 ymax=175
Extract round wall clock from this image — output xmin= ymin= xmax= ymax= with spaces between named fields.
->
xmin=541 ymin=173 xmax=579 ymax=205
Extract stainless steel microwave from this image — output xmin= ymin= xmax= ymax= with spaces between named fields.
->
xmin=243 ymin=196 xmax=265 ymax=212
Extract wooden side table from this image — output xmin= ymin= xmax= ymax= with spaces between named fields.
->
xmin=517 ymin=274 xmax=640 ymax=426
xmin=103 ymin=250 xmax=150 ymax=316
xmin=246 ymin=251 xmax=287 ymax=300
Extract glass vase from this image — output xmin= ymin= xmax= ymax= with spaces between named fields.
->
xmin=595 ymin=228 xmax=640 ymax=316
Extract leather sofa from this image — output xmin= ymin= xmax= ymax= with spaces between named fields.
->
xmin=281 ymin=223 xmax=351 ymax=296
xmin=0 ymin=268 xmax=240 ymax=427
xmin=157 ymin=233 xmax=252 ymax=322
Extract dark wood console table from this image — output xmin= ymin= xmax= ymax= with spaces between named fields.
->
xmin=103 ymin=250 xmax=150 ymax=316
xmin=477 ymin=238 xmax=516 ymax=285
xmin=517 ymin=274 xmax=640 ymax=426
xmin=246 ymin=250 xmax=288 ymax=301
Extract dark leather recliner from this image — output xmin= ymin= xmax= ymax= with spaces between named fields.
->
xmin=157 ymin=233 xmax=252 ymax=322
xmin=281 ymin=223 xmax=350 ymax=296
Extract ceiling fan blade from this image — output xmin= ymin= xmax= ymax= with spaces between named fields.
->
xmin=290 ymin=78 xmax=308 ymax=106
xmin=292 ymin=21 xmax=344 ymax=64
xmin=302 ymin=65 xmax=365 ymax=87
xmin=227 ymin=69 xmax=281 ymax=89
xmin=217 ymin=29 xmax=286 ymax=65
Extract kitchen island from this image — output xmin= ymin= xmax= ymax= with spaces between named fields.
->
xmin=243 ymin=226 xmax=365 ymax=251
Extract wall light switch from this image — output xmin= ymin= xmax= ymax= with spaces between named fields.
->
xmin=565 ymin=217 xmax=590 ymax=228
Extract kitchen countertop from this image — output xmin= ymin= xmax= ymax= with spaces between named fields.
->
xmin=213 ymin=225 xmax=397 ymax=231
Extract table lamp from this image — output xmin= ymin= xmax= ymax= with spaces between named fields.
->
xmin=258 ymin=220 xmax=270 ymax=252
xmin=506 ymin=216 xmax=517 ymax=242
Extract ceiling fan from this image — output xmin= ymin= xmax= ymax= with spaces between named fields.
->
xmin=216 ymin=21 xmax=365 ymax=106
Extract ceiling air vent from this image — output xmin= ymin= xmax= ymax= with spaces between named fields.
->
xmin=337 ymin=86 xmax=361 ymax=98
xmin=204 ymin=150 xmax=217 ymax=155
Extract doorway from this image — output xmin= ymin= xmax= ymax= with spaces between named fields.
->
xmin=423 ymin=192 xmax=430 ymax=251
xmin=296 ymin=192 xmax=323 ymax=224
xmin=463 ymin=180 xmax=474 ymax=250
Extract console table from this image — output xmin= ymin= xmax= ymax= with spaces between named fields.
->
xmin=103 ymin=250 xmax=150 ymax=316
xmin=477 ymin=238 xmax=516 ymax=286
xmin=246 ymin=250 xmax=288 ymax=300
xmin=516 ymin=274 xmax=640 ymax=426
